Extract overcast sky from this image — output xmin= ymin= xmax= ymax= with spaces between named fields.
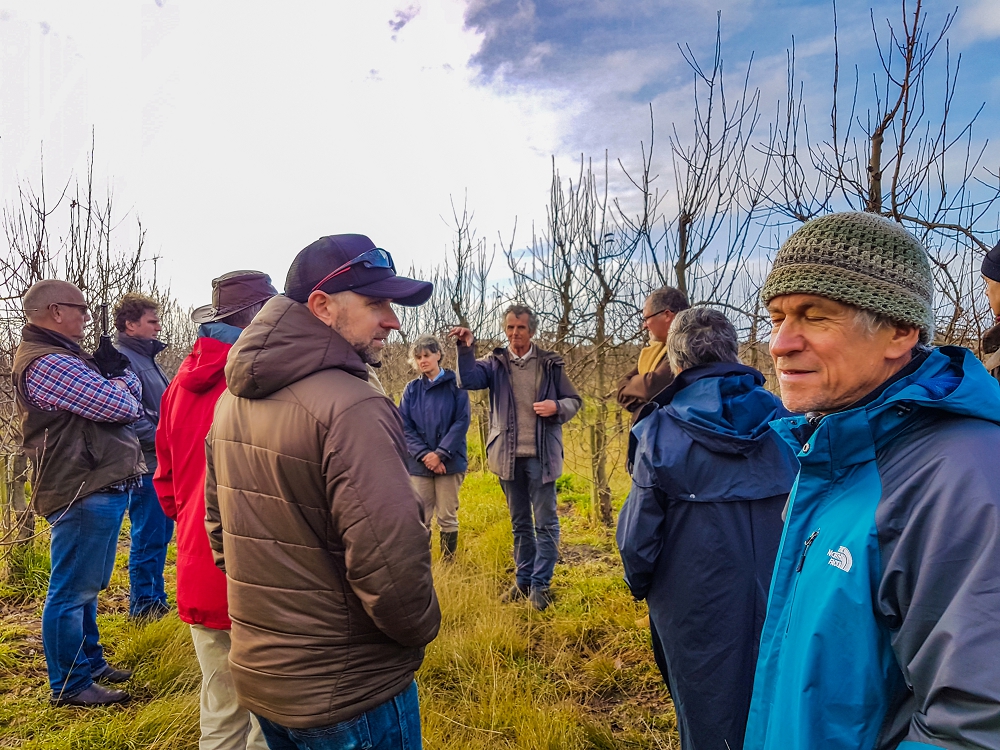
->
xmin=2 ymin=0 xmax=998 ymax=307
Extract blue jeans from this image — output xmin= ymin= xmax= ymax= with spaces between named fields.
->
xmin=255 ymin=681 xmax=422 ymax=750
xmin=128 ymin=473 xmax=173 ymax=616
xmin=42 ymin=490 xmax=128 ymax=699
xmin=500 ymin=457 xmax=560 ymax=590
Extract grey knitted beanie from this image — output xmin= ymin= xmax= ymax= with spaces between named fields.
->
xmin=761 ymin=211 xmax=934 ymax=343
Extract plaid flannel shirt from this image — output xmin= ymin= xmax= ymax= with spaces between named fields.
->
xmin=25 ymin=353 xmax=144 ymax=423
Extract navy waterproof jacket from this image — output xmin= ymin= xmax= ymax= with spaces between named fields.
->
xmin=745 ymin=347 xmax=1000 ymax=750
xmin=398 ymin=369 xmax=470 ymax=477
xmin=617 ymin=363 xmax=799 ymax=750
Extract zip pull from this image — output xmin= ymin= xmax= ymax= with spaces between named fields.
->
xmin=796 ymin=530 xmax=820 ymax=573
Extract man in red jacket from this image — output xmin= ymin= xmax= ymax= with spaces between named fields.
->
xmin=154 ymin=271 xmax=276 ymax=750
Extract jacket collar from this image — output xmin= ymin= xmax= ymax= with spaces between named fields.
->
xmin=21 ymin=323 xmax=85 ymax=356
xmin=116 ymin=331 xmax=167 ymax=359
xmin=422 ymin=369 xmax=455 ymax=388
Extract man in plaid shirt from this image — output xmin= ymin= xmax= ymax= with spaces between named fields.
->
xmin=25 ymin=352 xmax=144 ymax=422
xmin=12 ymin=279 xmax=146 ymax=707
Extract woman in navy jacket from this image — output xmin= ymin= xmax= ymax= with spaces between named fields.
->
xmin=399 ymin=334 xmax=471 ymax=559
xmin=617 ymin=308 xmax=798 ymax=750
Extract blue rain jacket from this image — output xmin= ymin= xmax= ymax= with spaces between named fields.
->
xmin=617 ymin=362 xmax=799 ymax=750
xmin=744 ymin=347 xmax=1000 ymax=750
xmin=398 ymin=369 xmax=470 ymax=477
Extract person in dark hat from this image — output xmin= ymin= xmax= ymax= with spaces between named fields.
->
xmin=154 ymin=270 xmax=276 ymax=750
xmin=982 ymin=242 xmax=1000 ymax=383
xmin=204 ymin=236 xmax=440 ymax=750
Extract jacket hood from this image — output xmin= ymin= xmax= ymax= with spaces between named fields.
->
xmin=662 ymin=363 xmax=789 ymax=455
xmin=871 ymin=345 xmax=1000 ymax=424
xmin=773 ymin=346 xmax=1000 ymax=452
xmin=225 ymin=295 xmax=369 ymax=399
xmin=176 ymin=336 xmax=232 ymax=395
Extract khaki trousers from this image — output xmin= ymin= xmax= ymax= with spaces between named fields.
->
xmin=411 ymin=472 xmax=465 ymax=533
xmin=189 ymin=625 xmax=268 ymax=750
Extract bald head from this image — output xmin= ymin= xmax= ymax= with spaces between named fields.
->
xmin=22 ymin=280 xmax=90 ymax=341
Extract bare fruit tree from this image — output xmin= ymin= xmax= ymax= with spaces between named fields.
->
xmin=761 ymin=0 xmax=1000 ymax=347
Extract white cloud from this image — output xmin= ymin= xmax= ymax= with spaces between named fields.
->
xmin=0 ymin=0 xmax=567 ymax=306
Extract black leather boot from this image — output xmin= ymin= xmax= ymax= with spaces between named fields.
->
xmin=440 ymin=531 xmax=458 ymax=560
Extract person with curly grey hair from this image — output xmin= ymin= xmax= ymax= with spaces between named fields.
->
xmin=617 ymin=307 xmax=797 ymax=750
xmin=398 ymin=334 xmax=470 ymax=559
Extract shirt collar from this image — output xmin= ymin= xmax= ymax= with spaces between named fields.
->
xmin=509 ymin=344 xmax=535 ymax=363
xmin=428 ymin=368 xmax=445 ymax=382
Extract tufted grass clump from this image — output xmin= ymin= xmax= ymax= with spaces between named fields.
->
xmin=1 ymin=470 xmax=676 ymax=749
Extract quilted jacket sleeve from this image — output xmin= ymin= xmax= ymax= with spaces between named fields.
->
xmin=325 ymin=397 xmax=441 ymax=648
xmin=204 ymin=431 xmax=226 ymax=573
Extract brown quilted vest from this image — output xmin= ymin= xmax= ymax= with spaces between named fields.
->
xmin=12 ymin=325 xmax=145 ymax=517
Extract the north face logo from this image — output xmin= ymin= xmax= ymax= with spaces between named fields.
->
xmin=827 ymin=546 xmax=853 ymax=572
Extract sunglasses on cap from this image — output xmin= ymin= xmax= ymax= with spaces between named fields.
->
xmin=310 ymin=248 xmax=396 ymax=294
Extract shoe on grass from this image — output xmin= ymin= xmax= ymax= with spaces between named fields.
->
xmin=93 ymin=665 xmax=133 ymax=684
xmin=500 ymin=583 xmax=529 ymax=603
xmin=51 ymin=683 xmax=130 ymax=707
xmin=528 ymin=586 xmax=552 ymax=612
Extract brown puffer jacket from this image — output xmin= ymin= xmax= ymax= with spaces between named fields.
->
xmin=205 ymin=295 xmax=441 ymax=729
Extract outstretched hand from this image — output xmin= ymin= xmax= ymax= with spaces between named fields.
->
xmin=448 ymin=327 xmax=474 ymax=347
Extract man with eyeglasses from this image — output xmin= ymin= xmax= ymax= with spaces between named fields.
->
xmin=12 ymin=279 xmax=145 ymax=706
xmin=616 ymin=286 xmax=690 ymax=416
xmin=205 ymin=235 xmax=441 ymax=750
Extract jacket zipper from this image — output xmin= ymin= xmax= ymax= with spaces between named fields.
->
xmin=784 ymin=529 xmax=820 ymax=636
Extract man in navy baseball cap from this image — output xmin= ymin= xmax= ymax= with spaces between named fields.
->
xmin=285 ymin=234 xmax=432 ymax=306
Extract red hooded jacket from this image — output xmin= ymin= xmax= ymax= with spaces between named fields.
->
xmin=154 ymin=336 xmax=232 ymax=629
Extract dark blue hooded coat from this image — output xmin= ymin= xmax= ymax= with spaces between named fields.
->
xmin=617 ymin=363 xmax=799 ymax=750
xmin=398 ymin=369 xmax=470 ymax=477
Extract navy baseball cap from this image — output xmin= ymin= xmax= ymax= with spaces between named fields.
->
xmin=284 ymin=234 xmax=433 ymax=306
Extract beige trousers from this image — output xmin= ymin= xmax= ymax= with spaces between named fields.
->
xmin=411 ymin=472 xmax=465 ymax=533
xmin=189 ymin=625 xmax=268 ymax=750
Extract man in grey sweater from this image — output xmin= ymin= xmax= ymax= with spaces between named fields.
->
xmin=450 ymin=305 xmax=582 ymax=611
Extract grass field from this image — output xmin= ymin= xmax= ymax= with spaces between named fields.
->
xmin=0 ymin=471 xmax=677 ymax=749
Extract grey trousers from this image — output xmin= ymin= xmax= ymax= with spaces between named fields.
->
xmin=189 ymin=625 xmax=268 ymax=750
xmin=410 ymin=472 xmax=465 ymax=533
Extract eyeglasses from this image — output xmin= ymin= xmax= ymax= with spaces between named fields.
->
xmin=642 ymin=308 xmax=668 ymax=322
xmin=311 ymin=248 xmax=395 ymax=293
xmin=37 ymin=302 xmax=90 ymax=315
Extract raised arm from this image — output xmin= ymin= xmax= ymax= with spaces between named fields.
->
xmin=454 ymin=339 xmax=494 ymax=391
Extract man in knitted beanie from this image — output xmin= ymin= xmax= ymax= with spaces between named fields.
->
xmin=982 ymin=241 xmax=1000 ymax=384
xmin=744 ymin=211 xmax=1000 ymax=750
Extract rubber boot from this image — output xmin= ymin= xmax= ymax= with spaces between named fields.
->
xmin=440 ymin=531 xmax=458 ymax=561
